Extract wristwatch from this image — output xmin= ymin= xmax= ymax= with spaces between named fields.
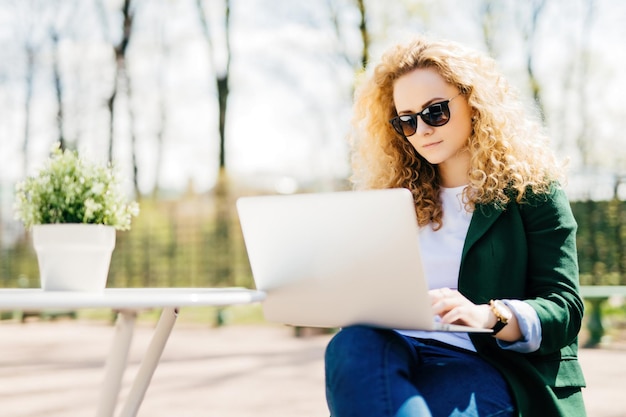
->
xmin=489 ymin=299 xmax=513 ymax=335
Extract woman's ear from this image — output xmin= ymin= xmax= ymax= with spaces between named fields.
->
xmin=471 ymin=108 xmax=479 ymax=123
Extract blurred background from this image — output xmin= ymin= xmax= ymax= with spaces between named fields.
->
xmin=1 ymin=0 xmax=625 ymax=291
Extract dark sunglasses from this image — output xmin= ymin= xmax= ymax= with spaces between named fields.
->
xmin=389 ymin=93 xmax=461 ymax=137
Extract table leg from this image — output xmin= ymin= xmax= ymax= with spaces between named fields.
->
xmin=96 ymin=310 xmax=137 ymax=417
xmin=117 ymin=307 xmax=178 ymax=417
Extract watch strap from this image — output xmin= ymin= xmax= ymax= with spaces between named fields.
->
xmin=490 ymin=299 xmax=509 ymax=335
xmin=491 ymin=320 xmax=507 ymax=335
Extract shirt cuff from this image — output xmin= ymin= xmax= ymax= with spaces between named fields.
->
xmin=495 ymin=299 xmax=542 ymax=353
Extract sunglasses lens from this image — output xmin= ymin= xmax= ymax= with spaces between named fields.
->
xmin=389 ymin=99 xmax=453 ymax=137
xmin=396 ymin=115 xmax=418 ymax=136
xmin=421 ymin=102 xmax=450 ymax=126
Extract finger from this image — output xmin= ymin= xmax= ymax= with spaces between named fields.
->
xmin=428 ymin=287 xmax=454 ymax=304
xmin=431 ymin=297 xmax=462 ymax=317
xmin=440 ymin=307 xmax=466 ymax=325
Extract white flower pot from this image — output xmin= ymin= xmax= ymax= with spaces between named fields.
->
xmin=32 ymin=224 xmax=116 ymax=292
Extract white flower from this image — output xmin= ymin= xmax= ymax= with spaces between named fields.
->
xmin=90 ymin=182 xmax=105 ymax=196
xmin=83 ymin=198 xmax=102 ymax=222
xmin=14 ymin=143 xmax=139 ymax=230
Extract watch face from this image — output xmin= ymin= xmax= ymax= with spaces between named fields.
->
xmin=494 ymin=300 xmax=513 ymax=322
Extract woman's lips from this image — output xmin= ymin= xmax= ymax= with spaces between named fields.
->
xmin=423 ymin=140 xmax=443 ymax=148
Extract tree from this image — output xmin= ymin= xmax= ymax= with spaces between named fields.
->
xmin=479 ymin=0 xmax=498 ymax=57
xmin=150 ymin=3 xmax=172 ymax=199
xmin=196 ymin=0 xmax=233 ymax=285
xmin=13 ymin=0 xmax=44 ymax=178
xmin=355 ymin=0 xmax=369 ymax=71
xmin=518 ymin=0 xmax=549 ymax=120
xmin=96 ymin=0 xmax=140 ymax=195
xmin=328 ymin=0 xmax=369 ymax=73
xmin=196 ymin=0 xmax=231 ymax=172
xmin=576 ymin=0 xmax=603 ymax=286
xmin=50 ymin=30 xmax=66 ymax=151
xmin=21 ymin=41 xmax=36 ymax=177
xmin=47 ymin=0 xmax=81 ymax=152
xmin=574 ymin=0 xmax=595 ymax=169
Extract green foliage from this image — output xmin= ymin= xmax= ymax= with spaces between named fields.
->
xmin=571 ymin=199 xmax=626 ymax=285
xmin=1 ymin=193 xmax=255 ymax=289
xmin=14 ymin=144 xmax=139 ymax=230
xmin=103 ymin=195 xmax=254 ymax=289
xmin=2 ymin=196 xmax=624 ymax=290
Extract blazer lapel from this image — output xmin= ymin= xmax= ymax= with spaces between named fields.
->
xmin=462 ymin=203 xmax=504 ymax=259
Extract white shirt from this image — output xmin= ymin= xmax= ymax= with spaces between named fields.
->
xmin=397 ymin=185 xmax=476 ymax=351
xmin=397 ymin=186 xmax=542 ymax=353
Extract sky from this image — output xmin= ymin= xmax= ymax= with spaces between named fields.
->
xmin=1 ymin=0 xmax=358 ymax=196
xmin=1 ymin=0 xmax=626 ymax=202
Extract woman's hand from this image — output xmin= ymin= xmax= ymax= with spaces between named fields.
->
xmin=429 ymin=287 xmax=522 ymax=342
xmin=429 ymin=287 xmax=491 ymax=328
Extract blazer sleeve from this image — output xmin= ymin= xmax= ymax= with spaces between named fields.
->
xmin=520 ymin=185 xmax=584 ymax=355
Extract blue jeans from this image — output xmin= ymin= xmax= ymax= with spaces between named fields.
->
xmin=325 ymin=326 xmax=515 ymax=417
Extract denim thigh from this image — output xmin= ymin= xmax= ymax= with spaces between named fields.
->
xmin=407 ymin=337 xmax=515 ymax=417
xmin=325 ymin=325 xmax=515 ymax=417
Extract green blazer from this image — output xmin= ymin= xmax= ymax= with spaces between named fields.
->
xmin=460 ymin=185 xmax=586 ymax=416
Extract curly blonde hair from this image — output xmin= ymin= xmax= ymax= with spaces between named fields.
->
xmin=349 ymin=35 xmax=564 ymax=228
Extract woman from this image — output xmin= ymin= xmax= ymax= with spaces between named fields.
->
xmin=325 ymin=36 xmax=586 ymax=417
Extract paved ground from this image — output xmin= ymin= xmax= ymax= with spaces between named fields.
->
xmin=0 ymin=317 xmax=624 ymax=417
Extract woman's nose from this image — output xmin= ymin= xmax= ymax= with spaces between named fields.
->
xmin=412 ymin=120 xmax=434 ymax=137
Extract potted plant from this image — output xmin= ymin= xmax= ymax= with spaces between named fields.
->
xmin=14 ymin=144 xmax=139 ymax=292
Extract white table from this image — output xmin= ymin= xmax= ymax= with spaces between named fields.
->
xmin=0 ymin=287 xmax=266 ymax=417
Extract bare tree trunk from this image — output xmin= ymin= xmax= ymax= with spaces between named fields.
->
xmin=196 ymin=0 xmax=233 ymax=287
xmin=196 ymin=0 xmax=231 ymax=170
xmin=328 ymin=0 xmax=369 ymax=71
xmin=152 ymin=77 xmax=168 ymax=199
xmin=22 ymin=45 xmax=35 ymax=176
xmin=47 ymin=0 xmax=76 ymax=151
xmin=575 ymin=0 xmax=595 ymax=168
xmin=576 ymin=0 xmax=597 ymax=286
xmin=50 ymin=30 xmax=67 ymax=151
xmin=216 ymin=76 xmax=229 ymax=170
xmin=152 ymin=20 xmax=170 ymax=199
xmin=479 ymin=0 xmax=498 ymax=57
xmin=355 ymin=0 xmax=369 ymax=70
xmin=214 ymin=0 xmax=232 ymax=286
xmin=614 ymin=175 xmax=626 ymax=283
xmin=518 ymin=0 xmax=548 ymax=121
xmin=564 ymin=0 xmax=608 ymax=345
xmin=106 ymin=81 xmax=117 ymax=160
xmin=126 ymin=67 xmax=140 ymax=196
xmin=216 ymin=0 xmax=230 ymax=170
xmin=553 ymin=49 xmax=577 ymax=153
xmin=324 ymin=0 xmax=370 ymax=192
xmin=97 ymin=0 xmax=135 ymax=165
xmin=97 ymin=0 xmax=139 ymax=196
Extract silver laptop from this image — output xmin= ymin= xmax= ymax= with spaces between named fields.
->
xmin=236 ymin=188 xmax=490 ymax=333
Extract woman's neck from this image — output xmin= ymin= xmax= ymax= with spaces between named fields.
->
xmin=437 ymin=152 xmax=470 ymax=188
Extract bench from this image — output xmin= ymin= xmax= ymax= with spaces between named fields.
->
xmin=580 ymin=285 xmax=626 ymax=347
